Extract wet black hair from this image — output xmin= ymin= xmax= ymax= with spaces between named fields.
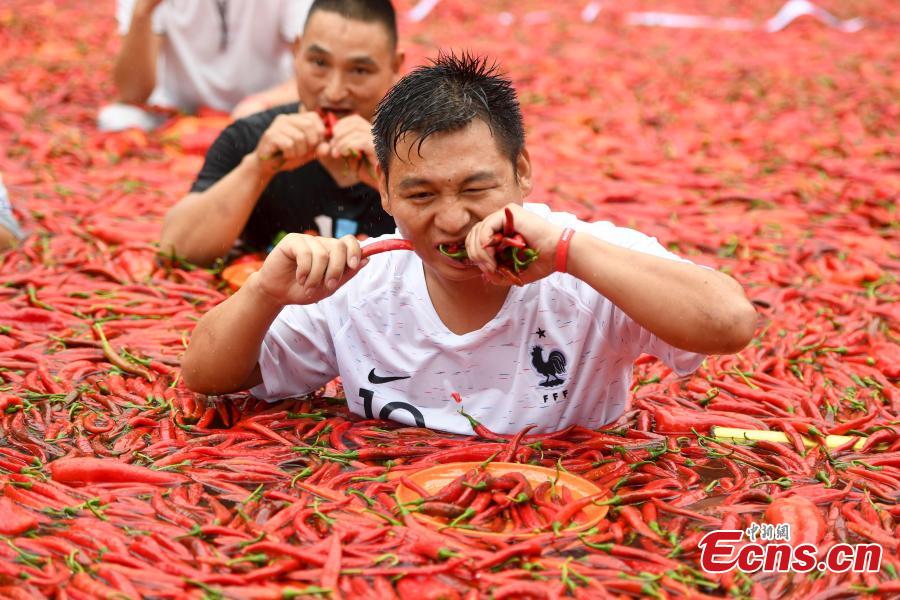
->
xmin=372 ymin=51 xmax=525 ymax=179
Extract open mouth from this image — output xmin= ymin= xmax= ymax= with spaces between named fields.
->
xmin=321 ymin=108 xmax=353 ymax=119
xmin=437 ymin=242 xmax=471 ymax=264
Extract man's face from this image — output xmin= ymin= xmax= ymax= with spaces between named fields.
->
xmin=295 ymin=10 xmax=400 ymax=121
xmin=379 ymin=119 xmax=532 ymax=283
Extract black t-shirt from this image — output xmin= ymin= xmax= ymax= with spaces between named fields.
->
xmin=189 ymin=103 xmax=396 ymax=252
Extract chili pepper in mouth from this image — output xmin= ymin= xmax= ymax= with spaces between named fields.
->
xmin=317 ymin=109 xmax=339 ymax=141
xmin=262 ymin=109 xmax=342 ymax=162
xmin=439 ymin=208 xmax=539 ymax=286
xmin=316 ymin=108 xmax=379 ymax=182
xmin=438 ymin=242 xmax=469 ymax=261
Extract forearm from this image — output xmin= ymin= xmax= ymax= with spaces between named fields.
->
xmin=182 ymin=273 xmax=283 ymax=394
xmin=252 ymin=80 xmax=298 ymax=109
xmin=231 ymin=80 xmax=299 ymax=118
xmin=160 ymin=154 xmax=274 ymax=266
xmin=568 ymin=234 xmax=757 ymax=354
xmin=113 ymin=8 xmax=159 ymax=104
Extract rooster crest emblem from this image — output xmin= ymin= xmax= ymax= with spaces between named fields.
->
xmin=530 ymin=346 xmax=567 ymax=387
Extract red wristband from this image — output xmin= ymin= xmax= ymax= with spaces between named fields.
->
xmin=555 ymin=227 xmax=575 ymax=273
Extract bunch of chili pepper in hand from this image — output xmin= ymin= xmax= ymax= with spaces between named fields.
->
xmin=406 ymin=467 xmax=599 ymax=534
xmin=317 ymin=108 xmax=377 ymax=182
xmin=439 ymin=207 xmax=539 ymax=285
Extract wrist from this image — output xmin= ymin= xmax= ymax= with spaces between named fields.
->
xmin=242 ymin=272 xmax=287 ymax=314
xmin=132 ymin=1 xmax=158 ymax=21
xmin=241 ymin=152 xmax=278 ymax=183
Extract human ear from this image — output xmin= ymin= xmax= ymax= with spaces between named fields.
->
xmin=392 ymin=48 xmax=406 ymax=80
xmin=516 ymin=148 xmax=533 ymax=197
xmin=377 ymin=163 xmax=392 ymax=215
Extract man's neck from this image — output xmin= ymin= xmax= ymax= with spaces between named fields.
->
xmin=422 ymin=266 xmax=511 ymax=336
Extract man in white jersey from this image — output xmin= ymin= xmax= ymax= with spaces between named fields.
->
xmin=183 ymin=53 xmax=758 ymax=435
xmin=99 ymin=0 xmax=312 ymax=131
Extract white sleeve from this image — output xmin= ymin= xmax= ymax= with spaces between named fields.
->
xmin=561 ymin=216 xmax=706 ymax=375
xmin=250 ymin=303 xmax=339 ymax=401
xmin=116 ymin=0 xmax=166 ymax=35
xmin=281 ymin=0 xmax=313 ymax=42
xmin=620 ymin=317 xmax=706 ymax=376
xmin=116 ymin=0 xmax=136 ymax=35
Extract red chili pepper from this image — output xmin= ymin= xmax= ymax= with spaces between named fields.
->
xmin=81 ymin=411 xmax=114 ymax=434
xmin=396 ymin=575 xmax=462 ymax=600
xmin=473 ymin=539 xmax=543 ymax=569
xmin=320 ymin=533 xmax=342 ymax=595
xmin=317 ymin=109 xmax=339 ymax=140
xmin=764 ymin=495 xmax=826 ymax=546
xmin=502 ymin=207 xmax=515 ymax=237
xmin=417 ymin=501 xmax=468 ymax=519
xmin=0 ymin=496 xmax=39 ymax=535
xmin=48 ymin=457 xmax=189 ymax=485
xmin=550 ymin=492 xmax=605 ymax=532
xmin=361 ymin=238 xmax=413 ymax=259
xmin=618 ymin=505 xmax=666 ymax=544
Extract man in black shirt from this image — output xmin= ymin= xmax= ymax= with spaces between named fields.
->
xmin=160 ymin=0 xmax=403 ymax=265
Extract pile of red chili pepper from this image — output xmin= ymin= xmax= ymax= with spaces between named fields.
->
xmin=1 ymin=1 xmax=898 ymax=598
xmin=402 ymin=464 xmax=602 ymax=535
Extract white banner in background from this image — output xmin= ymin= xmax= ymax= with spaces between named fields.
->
xmin=408 ymin=0 xmax=865 ymax=32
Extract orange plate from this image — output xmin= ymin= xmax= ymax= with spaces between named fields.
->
xmin=221 ymin=260 xmax=264 ymax=291
xmin=396 ymin=461 xmax=608 ymax=539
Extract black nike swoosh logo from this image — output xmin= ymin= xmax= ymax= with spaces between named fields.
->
xmin=367 ymin=368 xmax=410 ymax=384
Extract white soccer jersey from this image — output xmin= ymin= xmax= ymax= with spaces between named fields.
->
xmin=251 ymin=203 xmax=704 ymax=435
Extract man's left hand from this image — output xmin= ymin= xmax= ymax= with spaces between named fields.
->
xmin=465 ymin=203 xmax=564 ymax=286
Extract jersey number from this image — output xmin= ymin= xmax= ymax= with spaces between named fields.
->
xmin=359 ymin=388 xmax=426 ymax=428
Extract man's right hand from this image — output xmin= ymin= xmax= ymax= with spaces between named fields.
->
xmin=250 ymin=233 xmax=368 ymax=307
xmin=254 ymin=112 xmax=328 ymax=177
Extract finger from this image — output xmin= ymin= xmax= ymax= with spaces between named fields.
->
xmin=482 ymin=209 xmax=508 ymax=244
xmin=274 ymin=120 xmax=314 ymax=156
xmin=304 ymin=237 xmax=331 ymax=289
xmin=327 ymin=131 xmax=349 ymax=159
xmin=289 ymin=236 xmax=314 ymax=286
xmin=481 ymin=269 xmax=509 ymax=287
xmin=304 ymin=110 xmax=327 ymax=136
xmin=342 ymin=234 xmax=363 ymax=270
xmin=291 ymin=130 xmax=308 ymax=159
xmin=465 ymin=221 xmax=497 ymax=272
xmin=316 ymin=142 xmax=332 ymax=162
xmin=360 ymin=140 xmax=377 ymax=164
xmin=322 ymin=240 xmax=348 ymax=290
xmin=330 ymin=114 xmax=367 ymax=138
xmin=296 ymin=121 xmax=324 ymax=154
xmin=257 ymin=138 xmax=280 ymax=161
xmin=270 ymin=133 xmax=298 ymax=161
xmin=331 ymin=131 xmax=368 ymax=159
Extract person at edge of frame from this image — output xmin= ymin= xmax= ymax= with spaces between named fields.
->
xmin=100 ymin=0 xmax=313 ymax=130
